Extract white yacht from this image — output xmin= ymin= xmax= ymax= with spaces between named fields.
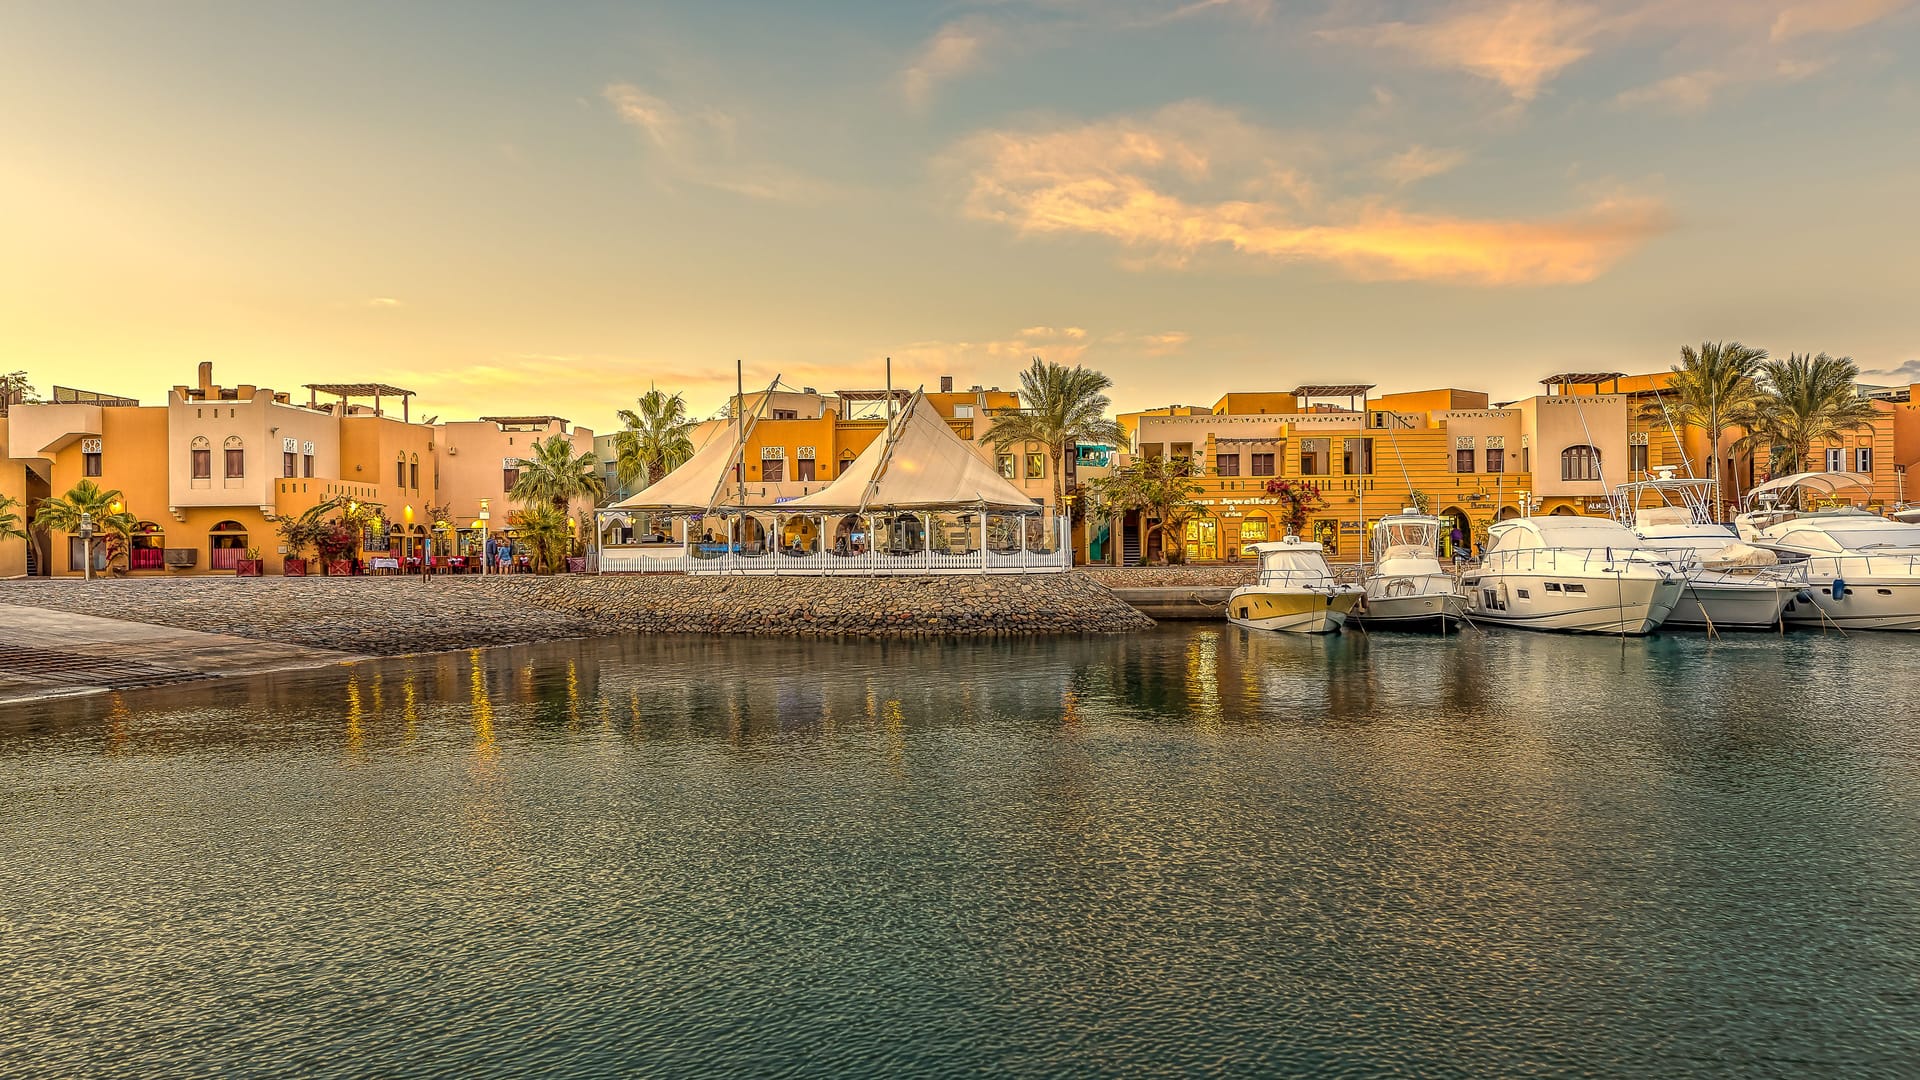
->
xmin=1629 ymin=510 xmax=1806 ymax=631
xmin=1461 ymin=516 xmax=1685 ymax=634
xmin=1227 ymin=537 xmax=1363 ymax=634
xmin=1355 ymin=511 xmax=1465 ymax=630
xmin=1750 ymin=511 xmax=1920 ymax=630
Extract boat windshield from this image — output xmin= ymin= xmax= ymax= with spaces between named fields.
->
xmin=1837 ymin=529 xmax=1920 ymax=551
xmin=1258 ymin=549 xmax=1333 ymax=583
xmin=1375 ymin=519 xmax=1438 ymax=553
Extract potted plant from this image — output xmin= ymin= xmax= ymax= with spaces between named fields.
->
xmin=315 ymin=519 xmax=361 ymax=576
xmin=235 ymin=546 xmax=264 ymax=577
xmin=277 ymin=517 xmax=317 ymax=576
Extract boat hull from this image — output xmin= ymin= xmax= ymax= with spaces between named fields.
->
xmin=1356 ymin=590 xmax=1465 ymax=629
xmin=1663 ymin=575 xmax=1800 ymax=630
xmin=1226 ymin=587 xmax=1361 ymax=634
xmin=1460 ymin=571 xmax=1684 ymax=635
xmin=1782 ymin=578 xmax=1920 ymax=630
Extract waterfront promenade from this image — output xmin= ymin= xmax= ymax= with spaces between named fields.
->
xmin=0 ymin=572 xmax=1152 ymax=665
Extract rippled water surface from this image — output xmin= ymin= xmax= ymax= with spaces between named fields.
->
xmin=3 ymin=626 xmax=1918 ymax=1078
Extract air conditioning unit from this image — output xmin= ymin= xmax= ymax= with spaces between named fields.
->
xmin=163 ymin=548 xmax=197 ymax=568
xmin=446 ymin=447 xmax=458 ymax=455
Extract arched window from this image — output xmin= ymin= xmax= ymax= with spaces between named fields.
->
xmin=396 ymin=454 xmax=407 ymax=489
xmin=190 ymin=436 xmax=212 ymax=480
xmin=222 ymin=435 xmax=245 ymax=479
xmin=1561 ymin=444 xmax=1601 ymax=482
xmin=209 ymin=519 xmax=248 ymax=571
xmin=408 ymin=453 xmax=420 ymax=491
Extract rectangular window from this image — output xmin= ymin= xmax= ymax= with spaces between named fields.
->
xmin=410 ymin=462 xmax=419 ymax=489
xmin=1485 ymin=447 xmax=1504 ymax=473
xmin=284 ymin=452 xmax=297 ymax=478
xmin=224 ymin=448 xmax=244 ymax=477
xmin=1025 ymin=453 xmax=1045 ymax=479
xmin=795 ymin=458 xmax=816 ymax=482
xmin=503 ymin=468 xmax=519 ymax=491
xmin=1299 ymin=439 xmax=1329 ymax=476
xmin=303 ymin=454 xmax=315 ymax=478
xmin=1630 ymin=444 xmax=1649 ymax=473
xmin=1857 ymin=447 xmax=1873 ymax=473
xmin=1251 ymin=453 xmax=1275 ymax=477
xmin=1456 ymin=448 xmax=1475 ymax=473
xmin=1826 ymin=448 xmax=1844 ymax=472
xmin=954 ymin=404 xmax=974 ymax=418
xmin=772 ymin=409 xmax=798 ymax=420
xmin=998 ymin=454 xmax=1015 ymax=479
xmin=1545 ymin=582 xmax=1563 ymax=592
xmin=1565 ymin=583 xmax=1586 ymax=594
xmin=1342 ymin=438 xmax=1374 ymax=476
xmin=1215 ymin=454 xmax=1240 ymax=477
xmin=68 ymin=537 xmax=109 ymax=572
xmin=191 ymin=448 xmax=211 ymax=479
xmin=397 ymin=462 xmax=407 ymax=487
xmin=762 ymin=457 xmax=785 ymax=482
xmin=83 ymin=451 xmax=103 ymax=477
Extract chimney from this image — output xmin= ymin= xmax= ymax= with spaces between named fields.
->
xmin=940 ymin=375 xmax=954 ymax=393
xmin=198 ymin=361 xmax=214 ymax=393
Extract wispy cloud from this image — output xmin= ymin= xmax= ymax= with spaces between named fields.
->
xmin=1325 ymin=0 xmax=1912 ymax=106
xmin=603 ymin=82 xmax=828 ymax=202
xmin=902 ymin=18 xmax=1001 ymax=108
xmin=891 ymin=324 xmax=1191 ymax=373
xmin=946 ymin=103 xmax=1668 ymax=285
xmin=1862 ymin=358 xmax=1920 ymax=384
xmin=1379 ymin=145 xmax=1468 ymax=187
xmin=365 ymin=297 xmax=403 ymax=309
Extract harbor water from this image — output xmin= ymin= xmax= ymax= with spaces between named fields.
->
xmin=3 ymin=626 xmax=1917 ymax=1077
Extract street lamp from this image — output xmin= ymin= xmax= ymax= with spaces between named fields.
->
xmin=478 ymin=498 xmax=491 ymax=575
xmin=78 ymin=511 xmax=95 ymax=582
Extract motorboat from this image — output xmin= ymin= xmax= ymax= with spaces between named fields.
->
xmin=1227 ymin=537 xmax=1363 ymax=634
xmin=1749 ymin=510 xmax=1920 ymax=630
xmin=1461 ymin=516 xmax=1685 ymax=634
xmin=1354 ymin=510 xmax=1465 ymax=630
xmin=1629 ymin=509 xmax=1806 ymax=631
xmin=1733 ymin=470 xmax=1877 ymax=541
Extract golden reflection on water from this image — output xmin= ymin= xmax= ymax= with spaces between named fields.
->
xmin=467 ymin=649 xmax=496 ymax=759
xmin=402 ymin=677 xmax=419 ymax=744
xmin=344 ymin=673 xmax=364 ymax=755
xmin=1185 ymin=630 xmax=1222 ymax=733
xmin=566 ymin=660 xmax=581 ymax=730
xmin=102 ymin=691 xmax=130 ymax=754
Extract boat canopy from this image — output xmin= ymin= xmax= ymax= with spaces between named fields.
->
xmin=1747 ymin=471 xmax=1875 ymax=501
xmin=1768 ymin=515 xmax=1920 ymax=553
xmin=1489 ymin=516 xmax=1642 ymax=550
xmin=1372 ymin=514 xmax=1441 ymax=560
xmin=780 ymin=390 xmax=1040 ymax=512
xmin=1247 ymin=540 xmax=1335 ymax=582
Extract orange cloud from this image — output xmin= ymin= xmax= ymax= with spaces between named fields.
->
xmin=948 ymin=105 xmax=1669 ymax=285
xmin=1321 ymin=0 xmax=1604 ymax=100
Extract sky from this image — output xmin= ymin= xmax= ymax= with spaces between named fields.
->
xmin=5 ymin=0 xmax=1920 ymax=433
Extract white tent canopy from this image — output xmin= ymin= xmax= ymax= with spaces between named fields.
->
xmin=781 ymin=390 xmax=1040 ymax=512
xmin=609 ymin=418 xmax=758 ymax=512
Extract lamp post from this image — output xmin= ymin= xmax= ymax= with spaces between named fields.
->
xmin=78 ymin=512 xmax=95 ymax=582
xmin=478 ymin=498 xmax=491 ymax=575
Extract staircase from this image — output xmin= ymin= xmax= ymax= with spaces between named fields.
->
xmin=24 ymin=536 xmax=39 ymax=577
xmin=1122 ymin=526 xmax=1142 ymax=567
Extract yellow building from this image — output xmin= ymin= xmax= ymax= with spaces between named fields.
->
xmin=2 ymin=363 xmax=593 ymax=577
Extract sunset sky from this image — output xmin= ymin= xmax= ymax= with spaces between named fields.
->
xmin=5 ymin=1 xmax=1919 ymax=432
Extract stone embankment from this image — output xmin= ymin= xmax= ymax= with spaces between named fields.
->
xmin=0 ymin=573 xmax=1152 ymax=655
xmin=1079 ymin=566 xmax=1258 ymax=588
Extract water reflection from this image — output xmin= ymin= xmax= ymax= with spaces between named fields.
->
xmin=1 ymin=627 xmax=1916 ymax=1077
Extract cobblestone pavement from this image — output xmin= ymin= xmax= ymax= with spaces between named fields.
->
xmin=0 ymin=571 xmax=1151 ymax=657
xmin=1079 ymin=565 xmax=1259 ymax=588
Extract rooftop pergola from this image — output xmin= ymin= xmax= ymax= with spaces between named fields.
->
xmin=305 ymin=382 xmax=418 ymax=422
xmin=1290 ymin=384 xmax=1376 ymax=412
xmin=479 ymin=415 xmax=570 ymax=429
xmin=1540 ymin=372 xmax=1626 ymax=395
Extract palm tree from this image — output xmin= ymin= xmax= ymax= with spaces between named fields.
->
xmin=613 ymin=387 xmax=697 ymax=492
xmin=0 ymin=494 xmax=25 ymax=542
xmin=33 ymin=480 xmax=138 ymax=572
xmin=1736 ymin=353 xmax=1880 ymax=500
xmin=510 ymin=436 xmax=606 ymax=513
xmin=509 ymin=504 xmax=573 ymax=574
xmin=1639 ymin=341 xmax=1766 ymax=513
xmin=986 ymin=357 xmax=1128 ymax=511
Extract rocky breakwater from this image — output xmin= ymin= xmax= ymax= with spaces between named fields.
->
xmin=0 ymin=572 xmax=1151 ymax=656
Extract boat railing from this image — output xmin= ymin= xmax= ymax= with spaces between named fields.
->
xmin=1476 ymin=545 xmax=1677 ymax=576
xmin=1254 ymin=566 xmax=1344 ymax=590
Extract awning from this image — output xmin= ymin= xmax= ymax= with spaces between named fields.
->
xmin=1748 ymin=471 xmax=1875 ymax=498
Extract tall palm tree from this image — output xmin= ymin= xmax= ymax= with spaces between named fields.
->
xmin=1638 ymin=341 xmax=1766 ymax=512
xmin=33 ymin=480 xmax=138 ymax=571
xmin=614 ymin=387 xmax=697 ymax=491
xmin=511 ymin=436 xmax=606 ymax=513
xmin=1736 ymin=353 xmax=1880 ymax=500
xmin=987 ymin=357 xmax=1128 ymax=511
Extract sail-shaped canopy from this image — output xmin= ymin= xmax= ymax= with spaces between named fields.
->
xmin=782 ymin=391 xmax=1040 ymax=512
xmin=608 ymin=419 xmax=763 ymax=512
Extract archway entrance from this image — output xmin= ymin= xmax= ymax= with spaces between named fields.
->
xmin=209 ymin=520 xmax=248 ymax=571
xmin=1439 ymin=506 xmax=1470 ymax=557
